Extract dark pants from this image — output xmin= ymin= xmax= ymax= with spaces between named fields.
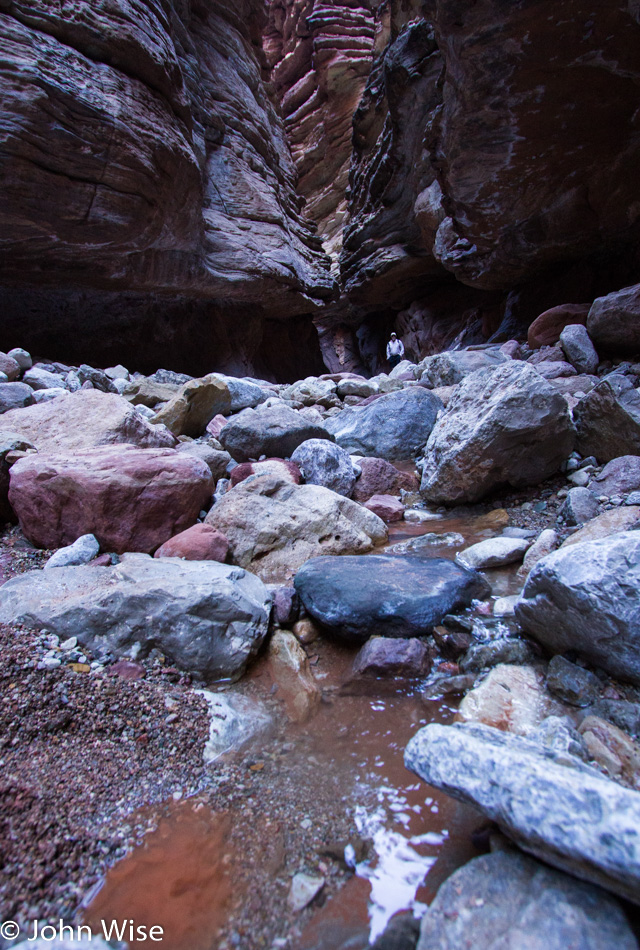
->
xmin=388 ymin=354 xmax=402 ymax=369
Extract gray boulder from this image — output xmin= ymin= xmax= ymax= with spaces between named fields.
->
xmin=417 ymin=348 xmax=509 ymax=387
xmin=0 ymin=382 xmax=34 ymax=414
xmin=546 ymin=655 xmax=600 ymax=708
xmin=560 ymin=324 xmax=599 ymax=375
xmin=560 ymin=487 xmax=598 ymax=525
xmin=44 ymin=534 xmax=100 ymax=570
xmin=405 ymin=720 xmax=640 ymax=905
xmin=574 ymin=375 xmax=640 ymax=462
xmin=210 ymin=374 xmax=268 ymax=411
xmin=0 ymin=554 xmax=271 ymax=681
xmin=218 ymin=404 xmax=332 ymax=462
xmin=421 ymin=362 xmax=575 ymax=504
xmin=515 ymin=531 xmax=640 ymax=685
xmin=326 ymin=388 xmax=443 ymax=461
xmin=290 ymin=439 xmax=356 ymax=496
xmin=23 ymin=366 xmax=67 ymax=390
xmin=175 ymin=441 xmax=232 ymax=481
xmin=456 ymin=536 xmax=530 ymax=570
xmin=589 ymin=455 xmax=640 ymax=498
xmin=417 ymin=849 xmax=638 ymax=950
xmin=7 ymin=347 xmax=32 ymax=371
xmin=294 ymin=554 xmax=489 ymax=644
xmin=587 ymin=282 xmax=640 ymax=355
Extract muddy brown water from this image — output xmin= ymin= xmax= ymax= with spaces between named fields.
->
xmin=84 ymin=506 xmax=526 ymax=949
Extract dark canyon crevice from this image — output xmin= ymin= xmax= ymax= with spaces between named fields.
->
xmin=1 ymin=0 xmax=640 ymax=377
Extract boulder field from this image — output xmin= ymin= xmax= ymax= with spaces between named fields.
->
xmin=1 ymin=338 xmax=640 ymax=945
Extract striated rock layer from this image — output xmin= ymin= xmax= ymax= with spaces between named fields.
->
xmin=0 ymin=0 xmax=334 ymax=377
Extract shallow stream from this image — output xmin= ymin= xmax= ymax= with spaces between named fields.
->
xmin=83 ymin=506 xmax=527 ymax=950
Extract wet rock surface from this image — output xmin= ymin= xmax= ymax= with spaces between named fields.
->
xmin=295 ymin=555 xmax=489 ymax=644
xmin=405 ymin=721 xmax=640 ymax=905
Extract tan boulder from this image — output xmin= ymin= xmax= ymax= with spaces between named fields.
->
xmin=0 ymin=390 xmax=176 ymax=453
xmin=152 ymin=375 xmax=232 ymax=437
xmin=456 ymin=664 xmax=561 ymax=736
xmin=578 ymin=716 xmax=640 ymax=790
xmin=268 ymin=630 xmax=321 ymax=723
xmin=206 ymin=473 xmax=387 ymax=582
xmin=561 ymin=507 xmax=640 ymax=547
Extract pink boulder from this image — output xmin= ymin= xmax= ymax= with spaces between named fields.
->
xmin=527 ymin=304 xmax=590 ymax=349
xmin=206 ymin=414 xmax=228 ymax=439
xmin=363 ymin=494 xmax=405 ymax=523
xmin=230 ymin=458 xmax=301 ymax=487
xmin=9 ymin=445 xmax=213 ymax=554
xmin=353 ymin=457 xmax=419 ymax=503
xmin=154 ymin=523 xmax=229 ymax=562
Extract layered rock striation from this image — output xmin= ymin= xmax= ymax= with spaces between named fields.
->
xmin=0 ymin=0 xmax=333 ymax=376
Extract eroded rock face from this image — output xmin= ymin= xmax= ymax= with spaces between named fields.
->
xmin=0 ymin=1 xmax=333 ymax=375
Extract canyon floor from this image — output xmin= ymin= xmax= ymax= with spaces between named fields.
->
xmin=1 ymin=339 xmax=640 ymax=950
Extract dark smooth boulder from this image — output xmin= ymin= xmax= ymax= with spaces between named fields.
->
xmin=294 ymin=554 xmax=490 ymax=644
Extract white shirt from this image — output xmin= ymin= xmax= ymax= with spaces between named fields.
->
xmin=387 ymin=338 xmax=404 ymax=358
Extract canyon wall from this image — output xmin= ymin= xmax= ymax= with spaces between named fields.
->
xmin=268 ymin=0 xmax=640 ymax=372
xmin=0 ymin=0 xmax=333 ymax=377
xmin=1 ymin=0 xmax=639 ymax=376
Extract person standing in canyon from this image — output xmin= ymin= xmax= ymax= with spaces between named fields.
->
xmin=386 ymin=332 xmax=405 ymax=369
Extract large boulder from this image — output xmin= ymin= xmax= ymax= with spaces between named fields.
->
xmin=294 ymin=554 xmax=489 ymax=644
xmin=290 ymin=439 xmax=356 ymax=496
xmin=420 ymin=362 xmax=575 ymax=504
xmin=0 ymin=554 xmax=271 ymax=681
xmin=0 ymin=389 xmax=175 ymax=452
xmin=561 ymin=506 xmax=640 ymax=547
xmin=9 ymin=445 xmax=213 ymax=554
xmin=326 ymin=388 xmax=443 ymax=461
xmin=574 ymin=375 xmax=640 ymax=461
xmin=417 ymin=850 xmax=637 ymax=950
xmin=205 ymin=474 xmax=387 ymax=582
xmin=405 ymin=721 xmax=640 ymax=905
xmin=589 ymin=456 xmax=640 ymax=498
xmin=352 ymin=456 xmax=419 ymax=502
xmin=527 ymin=304 xmax=590 ymax=348
xmin=151 ymin=375 xmax=232 ymax=437
xmin=587 ymin=283 xmax=640 ymax=355
xmin=515 ymin=531 xmax=640 ymax=685
xmin=559 ymin=324 xmax=599 ymax=375
xmin=218 ymin=404 xmax=332 ymax=463
xmin=209 ymin=375 xmax=268 ymax=412
xmin=417 ymin=348 xmax=509 ymax=387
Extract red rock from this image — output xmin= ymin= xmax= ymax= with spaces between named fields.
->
xmin=353 ymin=457 xmax=419 ymax=503
xmin=89 ymin=554 xmax=113 ymax=568
xmin=154 ymin=524 xmax=229 ymax=562
xmin=108 ymin=660 xmax=146 ymax=681
xmin=206 ymin=414 xmax=229 ymax=439
xmin=9 ymin=445 xmax=213 ymax=554
xmin=230 ymin=458 xmax=301 ymax=487
xmin=363 ymin=494 xmax=405 ymax=523
xmin=527 ymin=305 xmax=591 ymax=349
